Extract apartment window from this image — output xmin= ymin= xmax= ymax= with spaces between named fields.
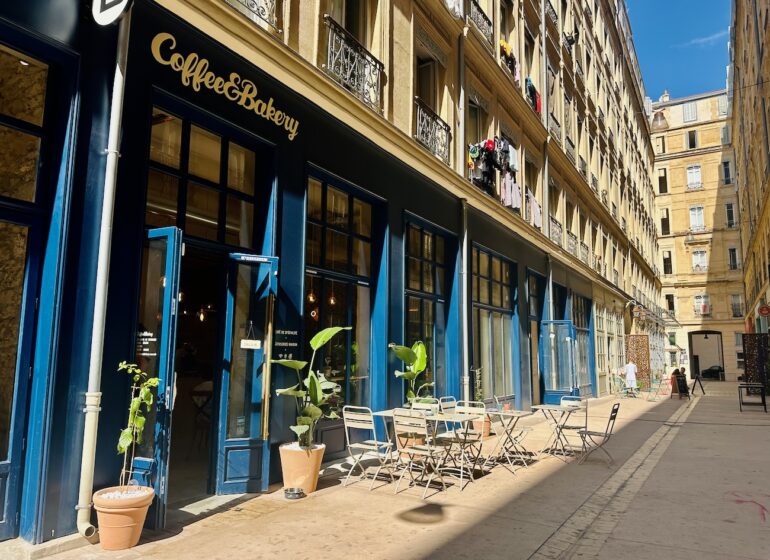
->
xmin=737 ymin=351 xmax=745 ymax=370
xmin=683 ymin=101 xmax=697 ymax=122
xmin=663 ymin=250 xmax=673 ymax=274
xmin=687 ymin=130 xmax=698 ymax=149
xmin=721 ymin=125 xmax=730 ymax=145
xmin=524 ymin=32 xmax=535 ymax=83
xmin=689 ymin=205 xmax=705 ymax=231
xmin=692 ymin=249 xmax=707 ymax=271
xmin=731 ymin=294 xmax=744 ymax=318
xmin=467 ymin=101 xmax=484 ymax=146
xmin=687 ymin=164 xmax=702 ymax=189
xmin=500 ymin=0 xmax=514 ymax=44
xmin=726 ymin=202 xmax=736 ymax=228
xmin=669 ymin=351 xmax=678 ymax=366
xmin=330 ymin=0 xmax=372 ymax=45
xmin=668 ymin=331 xmax=676 ymax=345
xmin=660 ymin=208 xmax=670 ymax=235
xmin=722 ymin=161 xmax=732 ymax=184
xmin=717 ymin=94 xmax=728 ymax=116
xmin=415 ymin=57 xmax=438 ymax=112
xmin=728 ymin=247 xmax=739 ymax=270
xmin=656 ymin=135 xmax=666 ymax=154
xmin=735 ymin=332 xmax=743 ymax=348
xmin=658 ymin=168 xmax=668 ymax=194
xmin=665 ymin=294 xmax=675 ymax=313
xmin=694 ymin=293 xmax=710 ymax=315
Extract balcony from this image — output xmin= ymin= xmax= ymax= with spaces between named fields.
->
xmin=579 ymin=156 xmax=587 ymax=179
xmin=323 ymin=16 xmax=384 ymax=112
xmin=583 ymin=3 xmax=593 ymax=23
xmin=613 ymin=269 xmax=619 ymax=286
xmin=565 ymin=136 xmax=576 ymax=163
xmin=729 ymin=261 xmax=742 ymax=271
xmin=225 ymin=0 xmax=279 ymax=30
xmin=414 ymin=97 xmax=451 ymax=165
xmin=611 ymin=204 xmax=617 ymax=220
xmin=689 ymin=225 xmax=706 ymax=233
xmin=727 ymin=220 xmax=737 ymax=229
xmin=576 ymin=61 xmax=585 ymax=81
xmin=467 ymin=0 xmax=493 ymax=45
xmin=580 ymin=242 xmax=589 ymax=264
xmin=550 ymin=216 xmax=562 ymax=246
xmin=692 ymin=264 xmax=709 ymax=273
xmin=608 ymin=130 xmax=614 ymax=146
xmin=567 ymin=231 xmax=578 ymax=256
xmin=732 ymin=304 xmax=745 ymax=318
xmin=621 ymin=217 xmax=627 ymax=232
xmin=549 ymin=112 xmax=561 ymax=141
xmin=545 ymin=0 xmax=558 ymax=27
xmin=694 ymin=305 xmax=712 ymax=317
xmin=598 ymin=106 xmax=605 ymax=122
xmin=601 ymin=190 xmax=608 ymax=206
xmin=686 ymin=182 xmax=704 ymax=191
xmin=591 ymin=173 xmax=599 ymax=192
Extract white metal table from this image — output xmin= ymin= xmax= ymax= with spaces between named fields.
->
xmin=532 ymin=404 xmax=580 ymax=460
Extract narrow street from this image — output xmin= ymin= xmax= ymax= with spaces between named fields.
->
xmin=31 ymin=383 xmax=770 ymax=560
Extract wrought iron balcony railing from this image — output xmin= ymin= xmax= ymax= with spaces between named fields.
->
xmin=613 ymin=269 xmax=619 ymax=286
xmin=579 ymin=156 xmax=587 ymax=178
xmin=467 ymin=0 xmax=493 ymax=45
xmin=584 ymin=3 xmax=593 ymax=22
xmin=549 ymin=112 xmax=561 ymax=140
xmin=580 ymin=242 xmax=589 ymax=264
xmin=414 ymin=97 xmax=451 ymax=165
xmin=546 ymin=0 xmax=558 ymax=27
xmin=225 ymin=0 xmax=278 ymax=30
xmin=692 ymin=264 xmax=709 ymax=273
xmin=567 ymin=231 xmax=578 ymax=256
xmin=732 ymin=304 xmax=745 ymax=318
xmin=686 ymin=182 xmax=704 ymax=191
xmin=591 ymin=173 xmax=599 ymax=192
xmin=323 ymin=15 xmax=384 ymax=112
xmin=565 ymin=136 xmax=576 ymax=163
xmin=576 ymin=61 xmax=584 ymax=81
xmin=621 ymin=217 xmax=627 ymax=232
xmin=550 ymin=216 xmax=562 ymax=246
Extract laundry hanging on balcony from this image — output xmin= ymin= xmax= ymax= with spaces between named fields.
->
xmin=528 ymin=189 xmax=542 ymax=228
xmin=525 ymin=77 xmax=541 ymax=114
xmin=467 ymin=138 xmax=497 ymax=196
xmin=500 ymin=170 xmax=522 ymax=210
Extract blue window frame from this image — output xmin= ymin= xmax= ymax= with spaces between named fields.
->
xmin=404 ymin=222 xmax=447 ymax=397
xmin=471 ymin=246 xmax=516 ymax=403
xmin=303 ymin=175 xmax=374 ymax=408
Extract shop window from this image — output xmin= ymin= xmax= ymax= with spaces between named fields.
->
xmin=304 ymin=176 xmax=374 ymax=408
xmin=471 ymin=247 xmax=514 ymax=400
xmin=146 ymin=106 xmax=259 ymax=248
xmin=405 ymin=224 xmax=448 ymax=395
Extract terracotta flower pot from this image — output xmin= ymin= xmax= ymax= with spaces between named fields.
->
xmin=279 ymin=443 xmax=326 ymax=494
xmin=473 ymin=417 xmax=491 ymax=437
xmin=93 ymin=486 xmax=154 ymax=551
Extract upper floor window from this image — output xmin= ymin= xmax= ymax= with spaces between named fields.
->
xmin=723 ymin=161 xmax=732 ymax=185
xmin=663 ymin=250 xmax=673 ymax=274
xmin=692 ymin=249 xmax=707 ymax=271
xmin=687 ymin=130 xmax=698 ymax=149
xmin=660 ymin=208 xmax=670 ymax=235
xmin=726 ymin=202 xmax=736 ymax=228
xmin=683 ymin=101 xmax=697 ymax=122
xmin=658 ymin=168 xmax=668 ymax=194
xmin=721 ymin=125 xmax=730 ymax=145
xmin=665 ymin=293 xmax=675 ymax=312
xmin=687 ymin=165 xmax=702 ymax=189
xmin=717 ymin=94 xmax=728 ymax=116
xmin=689 ymin=205 xmax=705 ymax=231
xmin=656 ymin=135 xmax=666 ymax=154
xmin=728 ymin=247 xmax=739 ymax=270
xmin=415 ymin=57 xmax=438 ymax=112
xmin=330 ymin=0 xmax=372 ymax=46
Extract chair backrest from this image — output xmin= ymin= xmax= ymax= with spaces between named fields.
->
xmin=411 ymin=398 xmax=439 ymax=414
xmin=439 ymin=396 xmax=457 ymax=413
xmin=392 ymin=408 xmax=429 ymax=450
xmin=455 ymin=400 xmax=486 ymax=416
xmin=342 ymin=406 xmax=375 ymax=446
xmin=603 ymin=403 xmax=620 ymax=437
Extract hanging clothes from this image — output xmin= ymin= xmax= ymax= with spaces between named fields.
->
xmin=510 ymin=179 xmax=522 ymax=210
xmin=535 ymin=92 xmax=541 ymax=114
xmin=509 ymin=144 xmax=519 ymax=172
xmin=530 ymin=191 xmax=542 ymax=228
xmin=500 ymin=170 xmax=512 ymax=206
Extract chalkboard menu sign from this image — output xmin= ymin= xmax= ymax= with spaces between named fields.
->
xmin=674 ymin=374 xmax=690 ymax=398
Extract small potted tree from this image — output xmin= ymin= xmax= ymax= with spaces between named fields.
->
xmin=272 ymin=326 xmax=350 ymax=495
xmin=92 ymin=362 xmax=158 ymax=550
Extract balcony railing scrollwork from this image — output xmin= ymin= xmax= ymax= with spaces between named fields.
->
xmin=549 ymin=216 xmax=562 ymax=246
xmin=467 ymin=0 xmax=493 ymax=45
xmin=580 ymin=242 xmax=589 ymax=264
xmin=579 ymin=156 xmax=587 ymax=178
xmin=548 ymin=112 xmax=561 ymax=141
xmin=323 ymin=15 xmax=385 ymax=112
xmin=591 ymin=173 xmax=599 ymax=192
xmin=576 ymin=61 xmax=584 ymax=81
xmin=225 ymin=0 xmax=278 ymax=30
xmin=546 ymin=0 xmax=558 ymax=27
xmin=414 ymin=97 xmax=452 ymax=165
xmin=567 ymin=231 xmax=578 ymax=256
xmin=565 ymin=136 xmax=576 ymax=163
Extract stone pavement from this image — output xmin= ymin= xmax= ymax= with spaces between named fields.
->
xmin=23 ymin=383 xmax=770 ymax=559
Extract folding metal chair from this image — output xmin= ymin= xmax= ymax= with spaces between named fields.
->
xmin=578 ymin=403 xmax=620 ymax=466
xmin=411 ymin=397 xmax=439 ymax=414
xmin=485 ymin=412 xmax=533 ymax=473
xmin=342 ymin=406 xmax=394 ymax=489
xmin=435 ymin=400 xmax=485 ymax=488
xmin=392 ymin=408 xmax=448 ymax=499
xmin=439 ymin=396 xmax=457 ymax=432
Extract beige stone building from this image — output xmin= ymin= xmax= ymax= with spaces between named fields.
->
xmin=731 ymin=0 xmax=770 ymax=338
xmin=651 ymin=90 xmax=742 ymax=380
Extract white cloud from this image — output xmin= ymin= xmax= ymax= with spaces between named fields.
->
xmin=676 ymin=29 xmax=728 ymax=48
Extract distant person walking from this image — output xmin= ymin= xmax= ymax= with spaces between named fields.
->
xmin=624 ymin=359 xmax=638 ymax=390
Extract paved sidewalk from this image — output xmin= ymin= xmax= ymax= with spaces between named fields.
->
xmin=22 ymin=383 xmax=770 ymax=559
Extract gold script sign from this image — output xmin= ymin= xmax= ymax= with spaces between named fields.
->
xmin=151 ymin=32 xmax=300 ymax=141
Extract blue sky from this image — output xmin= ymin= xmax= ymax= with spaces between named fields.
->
xmin=625 ymin=0 xmax=731 ymax=101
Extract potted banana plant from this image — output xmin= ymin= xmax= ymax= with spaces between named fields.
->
xmin=92 ymin=362 xmax=158 ymax=550
xmin=389 ymin=341 xmax=433 ymax=405
xmin=272 ymin=326 xmax=350 ymax=494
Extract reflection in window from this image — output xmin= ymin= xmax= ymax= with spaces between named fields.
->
xmin=150 ymin=109 xmax=182 ymax=169
xmin=189 ymin=125 xmax=221 ymax=182
xmin=145 ymin=170 xmax=179 ymax=228
xmin=227 ymin=142 xmax=256 ymax=195
xmin=0 ymin=44 xmax=48 ymax=127
xmin=225 ymin=196 xmax=254 ymax=247
xmin=0 ymin=125 xmax=41 ymax=202
xmin=186 ymin=183 xmax=220 ymax=241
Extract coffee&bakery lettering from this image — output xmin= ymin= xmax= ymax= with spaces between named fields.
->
xmin=151 ymin=32 xmax=300 ymax=141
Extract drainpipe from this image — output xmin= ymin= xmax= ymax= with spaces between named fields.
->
xmin=76 ymin=10 xmax=132 ymax=540
xmin=460 ymin=199 xmax=470 ymax=401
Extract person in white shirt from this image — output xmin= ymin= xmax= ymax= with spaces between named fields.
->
xmin=624 ymin=360 xmax=638 ymax=390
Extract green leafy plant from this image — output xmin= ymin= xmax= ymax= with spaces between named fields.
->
xmin=116 ymin=361 xmax=160 ymax=488
xmin=389 ymin=341 xmax=433 ymax=404
xmin=273 ymin=326 xmax=351 ymax=448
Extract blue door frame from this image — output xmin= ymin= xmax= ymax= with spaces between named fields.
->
xmin=540 ymin=320 xmax=578 ymax=405
xmin=216 ymin=254 xmax=278 ymax=493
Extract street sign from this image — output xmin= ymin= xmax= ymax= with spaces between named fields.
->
xmin=758 ymin=305 xmax=770 ymax=317
xmin=92 ymin=0 xmax=133 ymax=26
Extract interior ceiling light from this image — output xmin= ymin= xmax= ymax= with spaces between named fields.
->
xmin=19 ymin=60 xmax=29 ymax=66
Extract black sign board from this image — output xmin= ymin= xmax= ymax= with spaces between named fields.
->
xmin=674 ymin=374 xmax=690 ymax=399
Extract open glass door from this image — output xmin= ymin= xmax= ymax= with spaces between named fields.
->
xmin=216 ymin=254 xmax=278 ymax=494
xmin=540 ymin=320 xmax=577 ymax=404
xmin=130 ymin=227 xmax=183 ymax=528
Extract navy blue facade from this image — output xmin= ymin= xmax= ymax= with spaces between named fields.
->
xmin=0 ymin=0 xmax=599 ymax=544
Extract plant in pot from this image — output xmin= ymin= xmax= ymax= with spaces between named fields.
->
xmin=272 ymin=326 xmax=350 ymax=495
xmin=472 ymin=367 xmax=491 ymax=437
xmin=389 ymin=341 xmax=434 ymax=448
xmin=92 ymin=362 xmax=159 ymax=550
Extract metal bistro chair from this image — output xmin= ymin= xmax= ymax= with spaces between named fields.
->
xmin=411 ymin=397 xmax=440 ymax=415
xmin=578 ymin=403 xmax=620 ymax=466
xmin=392 ymin=408 xmax=448 ymax=499
xmin=486 ymin=412 xmax=533 ymax=473
xmin=560 ymin=395 xmax=589 ymax=456
xmin=342 ymin=406 xmax=394 ymax=490
xmin=439 ymin=396 xmax=457 ymax=432
xmin=435 ymin=400 xmax=485 ymax=487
